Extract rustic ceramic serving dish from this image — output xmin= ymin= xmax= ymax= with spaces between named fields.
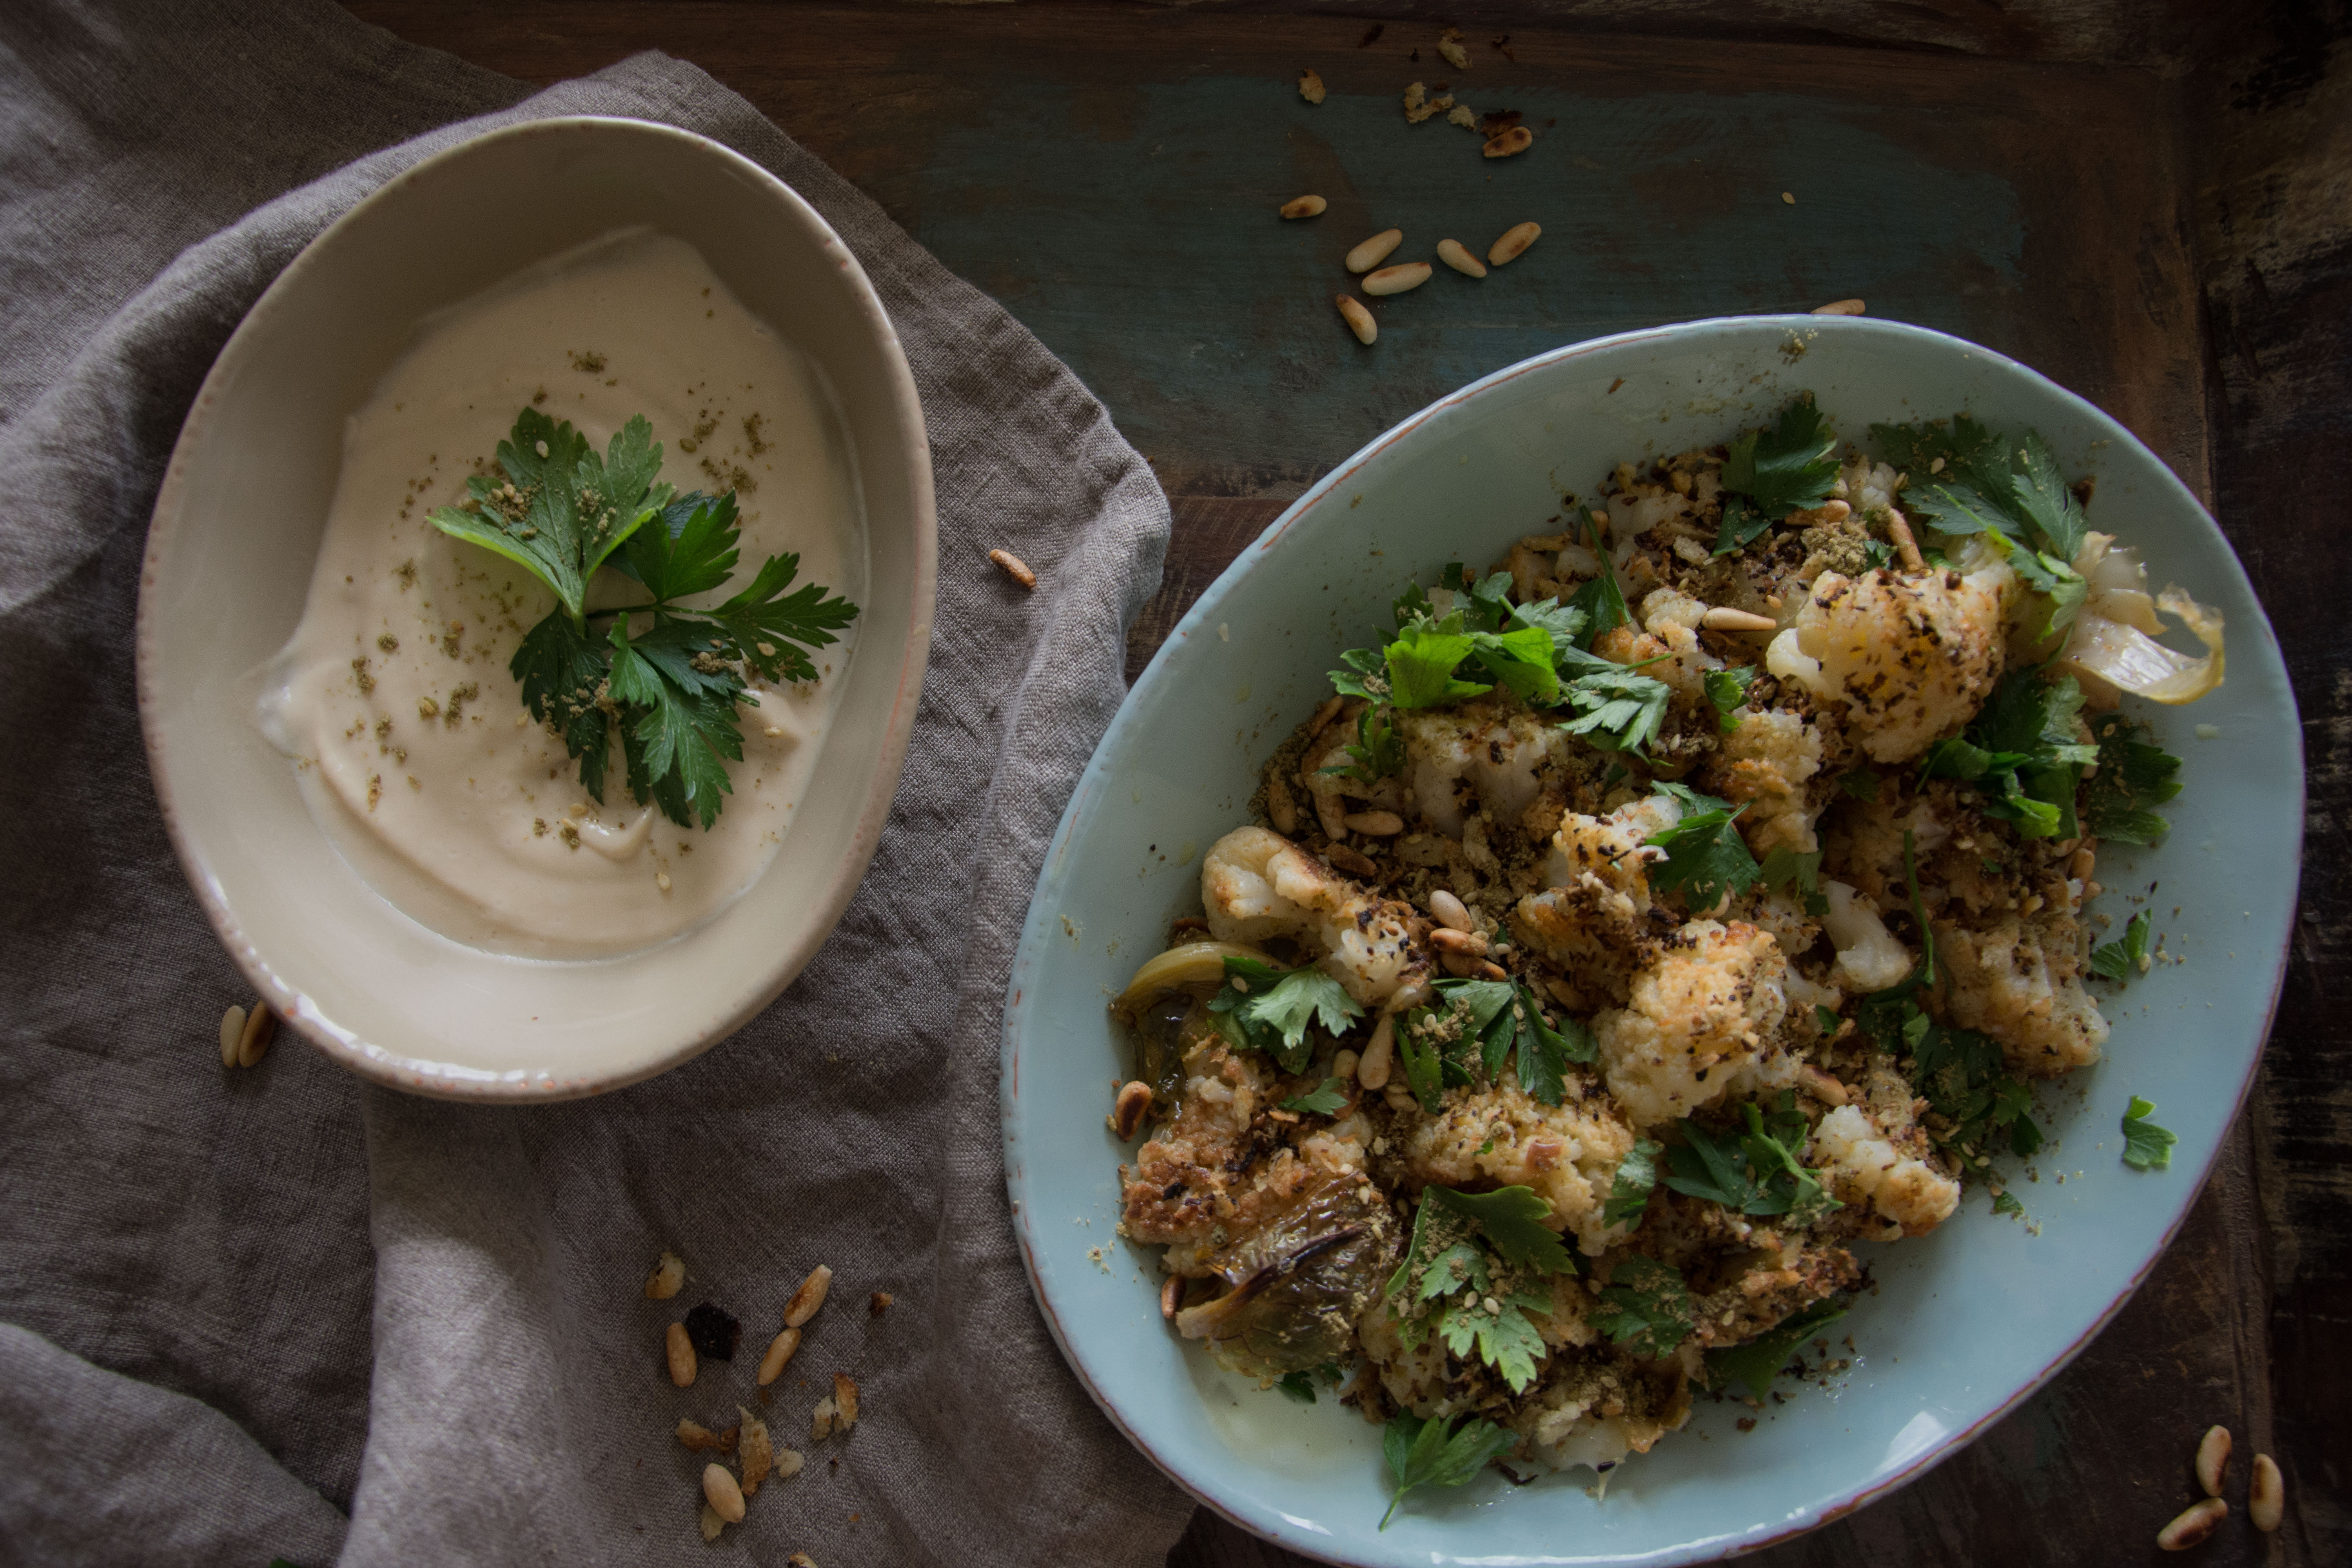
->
xmin=140 ymin=118 xmax=935 ymax=1099
xmin=1002 ymin=316 xmax=2296 ymax=1564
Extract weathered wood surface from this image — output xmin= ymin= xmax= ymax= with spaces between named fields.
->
xmin=340 ymin=4 xmax=2340 ymax=1562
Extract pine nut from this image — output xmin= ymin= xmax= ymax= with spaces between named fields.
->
xmin=1109 ymin=1080 xmax=1153 ymax=1140
xmin=1335 ymin=294 xmax=1377 ymax=345
xmin=1160 ymin=1274 xmax=1184 ymax=1320
xmin=235 ymin=1001 xmax=276 ymax=1067
xmin=1383 ymin=1082 xmax=1418 ymax=1112
xmin=1475 ymin=959 xmax=1509 ymax=980
xmin=666 ymin=1321 xmax=697 ymax=1387
xmin=1812 ymin=298 xmax=1867 ymax=316
xmin=1357 ymin=1013 xmax=1396 ymax=1089
xmin=1430 ymin=889 xmax=1474 ymax=931
xmin=1327 ymin=842 xmax=1380 ymax=876
xmin=644 ymin=1250 xmax=685 ymax=1300
xmin=703 ymin=1462 xmax=746 ymax=1524
xmin=832 ymin=1372 xmax=860 ymax=1430
xmin=1298 ymin=67 xmax=1326 ymax=105
xmin=1267 ymin=776 xmax=1299 ymax=834
xmin=1302 ymin=695 xmax=1347 ymax=742
xmin=1280 ymin=194 xmax=1327 ymax=219
xmin=1483 ymin=126 xmax=1533 ymax=158
xmin=2195 ymin=1425 xmax=2231 ymax=1496
xmin=2249 ymin=1452 xmax=2283 ymax=1532
xmin=783 ymin=1263 xmax=833 ymax=1328
xmin=1436 ymin=239 xmax=1487 ymax=277
xmin=1886 ymin=506 xmax=1926 ymax=571
xmin=810 ymin=1396 xmax=836 ymax=1442
xmin=1429 ymin=927 xmax=1488 ymax=956
xmin=1701 ymin=606 xmax=1779 ymax=633
xmin=1488 ymin=221 xmax=1542 ymax=265
xmin=1343 ymin=809 xmax=1405 ymax=834
xmin=1333 ymin=1048 xmax=1360 ymax=1079
xmin=218 ymin=1004 xmax=246 ymax=1068
xmin=988 ymin=548 xmax=1036 ymax=589
xmin=2071 ymin=847 xmax=2097 ymax=880
xmin=1345 ymin=229 xmax=1403 ymax=273
xmin=1361 ymin=263 xmax=1431 ymax=298
xmin=788 ymin=1554 xmax=817 ymax=1567
xmin=2157 ymin=1497 xmax=2226 ymax=1550
xmin=1798 ymin=1065 xmax=1850 ymax=1106
xmin=757 ymin=1326 xmax=801 ymax=1386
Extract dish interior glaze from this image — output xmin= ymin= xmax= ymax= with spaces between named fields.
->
xmin=1002 ymin=316 xmax=2297 ymax=1566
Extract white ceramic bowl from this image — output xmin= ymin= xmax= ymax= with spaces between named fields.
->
xmin=1002 ymin=317 xmax=2298 ymax=1564
xmin=139 ymin=118 xmax=935 ymax=1099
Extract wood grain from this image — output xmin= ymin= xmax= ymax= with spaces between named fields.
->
xmin=335 ymin=4 xmax=2339 ymax=1561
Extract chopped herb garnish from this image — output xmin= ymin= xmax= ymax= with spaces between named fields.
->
xmin=1381 ymin=1411 xmax=1518 ymax=1529
xmin=1873 ymin=417 xmax=2087 ymax=561
xmin=1279 ymin=1076 xmax=1352 ymax=1116
xmin=1711 ymin=495 xmax=1772 ymax=557
xmin=432 ymin=408 xmax=857 ymax=828
xmin=2121 ymin=1096 xmax=2177 ymax=1170
xmin=1604 ymin=1136 xmax=1662 ymax=1227
xmin=1320 ymin=702 xmax=1405 ymax=782
xmin=1207 ymin=956 xmax=1363 ymax=1073
xmin=1561 ymin=666 xmax=1672 ymax=754
xmin=1643 ymin=785 xmax=1763 ymax=909
xmin=1721 ymin=396 xmax=1839 ymax=520
xmin=1589 ymin=1254 xmax=1695 ymax=1359
xmin=1838 ymin=767 xmax=1880 ymax=802
xmin=1664 ymin=1093 xmax=1839 ymax=1224
xmin=2089 ymin=909 xmax=2154 ymax=982
xmin=1991 ymin=1189 xmax=2027 ymax=1218
xmin=2081 ymin=712 xmax=2182 ymax=846
xmin=1705 ymin=1298 xmax=1847 ymax=1396
xmin=1703 ymin=664 xmax=1758 ymax=732
xmin=1384 ymin=1187 xmax=1574 ymax=1395
xmin=1918 ymin=666 xmax=2094 ymax=840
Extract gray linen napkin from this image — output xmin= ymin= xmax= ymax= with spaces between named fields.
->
xmin=0 ymin=4 xmax=1191 ymax=1565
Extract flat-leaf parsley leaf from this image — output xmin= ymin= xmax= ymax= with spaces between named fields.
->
xmin=2121 ymin=1096 xmax=2177 ymax=1170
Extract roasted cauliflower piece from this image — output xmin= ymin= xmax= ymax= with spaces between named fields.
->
xmin=1766 ymin=565 xmax=2012 ymax=763
xmin=1703 ymin=707 xmax=1826 ymax=855
xmin=1201 ymin=826 xmax=1425 ymax=1007
xmin=1594 ymin=920 xmax=1791 ymax=1130
xmin=1936 ymin=911 xmax=2109 ymax=1077
xmin=1391 ymin=1074 xmax=1639 ymax=1257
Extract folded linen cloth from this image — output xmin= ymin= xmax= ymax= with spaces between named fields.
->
xmin=0 ymin=3 xmax=1188 ymax=1564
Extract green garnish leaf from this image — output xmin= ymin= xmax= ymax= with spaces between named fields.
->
xmin=1991 ymin=1189 xmax=2026 ymax=1218
xmin=1711 ymin=495 xmax=1773 ymax=557
xmin=1329 ymin=645 xmax=1388 ymax=702
xmin=1276 ymin=1370 xmax=1318 ymax=1403
xmin=616 ymin=488 xmax=740 ymax=601
xmin=1507 ymin=595 xmax=1589 ymax=656
xmin=606 ymin=621 xmax=741 ymax=830
xmin=1664 ymin=1116 xmax=1767 ymax=1210
xmin=1759 ymin=845 xmax=1822 ymax=899
xmin=1561 ymin=667 xmax=1672 ymax=754
xmin=1514 ymin=981 xmax=1592 ymax=1104
xmin=1381 ymin=1412 xmax=1517 ymax=1529
xmin=1931 ymin=666 xmax=2093 ymax=840
xmin=1604 ymin=1136 xmax=1662 ymax=1227
xmin=1320 ymin=702 xmax=1406 ymax=783
xmin=2089 ymin=908 xmax=2154 ymax=982
xmin=1590 ymin=1255 xmax=1695 ymax=1359
xmin=2081 ymin=713 xmax=2182 ymax=846
xmin=1427 ymin=1184 xmax=1579 ymax=1277
xmin=1704 ymin=664 xmax=1758 ymax=732
xmin=1280 ymin=1076 xmax=1352 ymax=1116
xmin=1721 ymin=396 xmax=1839 ymax=520
xmin=2122 ymin=1096 xmax=2177 ymax=1170
xmin=2011 ymin=431 xmax=2089 ymax=561
xmin=1207 ymin=957 xmax=1363 ymax=1074
xmin=1705 ymin=1299 xmax=1847 ymax=1396
xmin=1666 ymin=1093 xmax=1839 ymax=1223
xmin=1815 ymin=1003 xmax=1843 ymax=1035
xmin=1838 ymin=767 xmax=1880 ymax=802
xmin=1643 ymin=789 xmax=1763 ymax=909
xmin=1384 ymin=618 xmax=1491 ymax=709
xmin=1434 ymin=1290 xmax=1554 ymax=1394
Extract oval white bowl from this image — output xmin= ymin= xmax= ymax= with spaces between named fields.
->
xmin=139 ymin=118 xmax=935 ymax=1100
xmin=1002 ymin=317 xmax=2298 ymax=1564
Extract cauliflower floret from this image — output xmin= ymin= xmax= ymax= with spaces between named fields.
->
xmin=1937 ymin=912 xmax=2109 ymax=1076
xmin=1509 ymin=1341 xmax=1695 ymax=1472
xmin=1201 ymin=827 xmax=1424 ymax=1006
xmin=1395 ymin=1074 xmax=1639 ymax=1257
xmin=1832 ymin=457 xmax=1902 ymax=522
xmin=1766 ymin=566 xmax=2012 ymax=763
xmin=1512 ymin=794 xmax=1681 ymax=1007
xmin=1594 ymin=920 xmax=1790 ymax=1130
xmin=1811 ymin=1103 xmax=1961 ymax=1238
xmin=1632 ymin=587 xmax=1725 ymax=703
xmin=1821 ymin=881 xmax=1913 ymax=993
xmin=1702 ymin=708 xmax=1824 ymax=854
xmin=1394 ymin=700 xmax=1563 ymax=839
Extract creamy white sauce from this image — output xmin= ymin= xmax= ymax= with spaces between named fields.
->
xmin=263 ymin=228 xmax=864 ymax=958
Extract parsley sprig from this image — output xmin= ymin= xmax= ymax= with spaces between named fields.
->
xmin=1385 ymin=1185 xmax=1577 ymax=1397
xmin=2089 ymin=909 xmax=2154 ymax=982
xmin=1392 ymin=978 xmax=1593 ymax=1112
xmin=1662 ymin=1092 xmax=1840 ymax=1225
xmin=430 ymin=408 xmax=858 ymax=829
xmin=2081 ymin=713 xmax=2182 ymax=845
xmin=1706 ymin=1298 xmax=1848 ymax=1396
xmin=2121 ymin=1095 xmax=2177 ymax=1170
xmin=1603 ymin=1136 xmax=1662 ymax=1227
xmin=1589 ymin=1254 xmax=1695 ymax=1359
xmin=1916 ymin=665 xmax=2097 ymax=840
xmin=1716 ymin=397 xmax=1840 ymax=541
xmin=1381 ymin=1410 xmax=1518 ymax=1529
xmin=1642 ymin=782 xmax=1764 ymax=909
xmin=1205 ymin=955 xmax=1362 ymax=1074
xmin=1871 ymin=415 xmax=2090 ymax=629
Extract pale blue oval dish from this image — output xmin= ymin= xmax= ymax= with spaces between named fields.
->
xmin=1000 ymin=316 xmax=2299 ymax=1566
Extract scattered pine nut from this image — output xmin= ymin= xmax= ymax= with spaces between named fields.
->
xmin=1357 ymin=1013 xmax=1396 ymax=1089
xmin=1885 ymin=506 xmax=1926 ymax=571
xmin=1436 ymin=239 xmax=1487 ymax=277
xmin=645 ymin=1251 xmax=686 ymax=1300
xmin=655 ymin=871 xmax=672 ymax=892
xmin=1333 ymin=1048 xmax=1360 ymax=1079
xmin=775 ymin=1449 xmax=806 ymax=1482
xmin=1302 ymin=694 xmax=1347 ymax=742
xmin=234 ymin=1002 xmax=276 ymax=1068
xmin=757 ymin=1327 xmax=802 ymax=1386
xmin=666 ymin=1321 xmax=698 ymax=1387
xmin=1280 ymin=194 xmax=1328 ymax=219
xmin=1345 ymin=228 xmax=1404 ymax=273
xmin=1342 ymin=808 xmax=1405 ymax=834
xmin=1701 ymin=606 xmax=1780 ymax=633
xmin=1813 ymin=298 xmax=1867 ymax=316
xmin=2156 ymin=1497 xmax=2226 ymax=1550
xmin=789 ymin=1554 xmax=818 ymax=1567
xmin=810 ymin=1395 xmax=837 ymax=1442
xmin=1361 ymin=263 xmax=1431 ymax=298
xmin=218 ymin=1004 xmax=246 ymax=1068
xmin=869 ymin=1290 xmax=893 ymax=1316
xmin=1482 ymin=126 xmax=1533 ymax=158
xmin=832 ymin=1373 xmax=860 ymax=1430
xmin=1109 ymin=1080 xmax=1153 ymax=1140
xmin=703 ymin=1462 xmax=746 ymax=1524
xmin=1335 ymin=294 xmax=1377 ymax=345
xmin=1429 ymin=927 xmax=1489 ymax=956
xmin=1487 ymin=221 xmax=1541 ymax=265
xmin=1437 ymin=30 xmax=1470 ymax=70
xmin=1326 ymin=842 xmax=1379 ymax=876
xmin=1298 ymin=67 xmax=1326 ymax=105
xmin=1781 ymin=191 xmax=1797 ymax=205
xmin=2195 ymin=1425 xmax=2231 ymax=1496
xmin=1798 ymin=1065 xmax=1850 ymax=1106
xmin=737 ymin=1408 xmax=774 ymax=1495
xmin=783 ymin=1264 xmax=834 ymax=1328
xmin=1430 ymin=889 xmax=1474 ymax=931
xmin=2249 ymin=1452 xmax=2283 ymax=1532
xmin=988 ymin=548 xmax=1036 ymax=589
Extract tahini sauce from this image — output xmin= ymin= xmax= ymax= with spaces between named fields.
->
xmin=263 ymin=229 xmax=864 ymax=958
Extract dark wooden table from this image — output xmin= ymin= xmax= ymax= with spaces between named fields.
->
xmin=344 ymin=5 xmax=2345 ymax=1562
